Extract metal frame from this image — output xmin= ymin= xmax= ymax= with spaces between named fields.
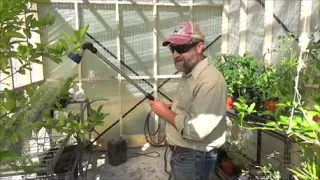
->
xmin=50 ymin=0 xmax=223 ymax=7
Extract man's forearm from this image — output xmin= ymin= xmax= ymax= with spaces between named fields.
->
xmin=162 ymin=110 xmax=177 ymax=128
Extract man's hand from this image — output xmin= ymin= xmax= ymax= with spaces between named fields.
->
xmin=166 ymin=103 xmax=172 ymax=109
xmin=149 ymin=99 xmax=170 ymax=118
xmin=149 ymin=99 xmax=176 ymax=126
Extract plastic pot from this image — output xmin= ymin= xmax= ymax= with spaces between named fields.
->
xmin=221 ymin=159 xmax=234 ymax=175
xmin=264 ymin=98 xmax=279 ymax=112
xmin=313 ymin=116 xmax=320 ymax=122
xmin=226 ymin=97 xmax=233 ymax=110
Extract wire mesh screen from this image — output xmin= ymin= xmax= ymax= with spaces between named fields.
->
xmin=192 ymin=6 xmax=223 ymax=59
xmin=121 ymin=5 xmax=154 ymax=76
xmin=270 ymin=0 xmax=301 ymax=64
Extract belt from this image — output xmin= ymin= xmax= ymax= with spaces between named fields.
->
xmin=169 ymin=145 xmax=198 ymax=153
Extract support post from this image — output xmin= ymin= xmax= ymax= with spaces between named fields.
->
xmin=153 ymin=0 xmax=159 ymax=143
xmin=221 ymin=0 xmax=229 ymax=54
xmin=298 ymin=0 xmax=312 ymax=65
xmin=189 ymin=0 xmax=194 ymax=20
xmin=238 ymin=0 xmax=247 ymax=56
xmin=263 ymin=0 xmax=273 ymax=65
xmin=75 ymin=2 xmax=82 ymax=84
xmin=256 ymin=130 xmax=262 ymax=164
xmin=116 ymin=0 xmax=124 ymax=136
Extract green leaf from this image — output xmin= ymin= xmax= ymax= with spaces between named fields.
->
xmin=6 ymin=31 xmax=26 ymax=39
xmin=289 ymin=169 xmax=309 ymax=179
xmin=260 ymin=110 xmax=275 ymax=117
xmin=279 ymin=116 xmax=289 ymax=125
xmin=48 ymin=16 xmax=55 ymax=26
xmin=0 ymin=0 xmax=3 ymax=12
xmin=18 ymin=68 xmax=26 ymax=74
xmin=301 ymin=119 xmax=310 ymax=128
xmin=310 ymin=121 xmax=319 ymax=130
xmin=0 ymin=151 xmax=17 ymax=161
xmin=293 ymin=115 xmax=303 ymax=125
xmin=23 ymin=28 xmax=31 ymax=39
xmin=0 ymin=127 xmax=5 ymax=137
xmin=22 ymin=165 xmax=36 ymax=173
xmin=3 ymin=100 xmax=14 ymax=112
xmin=0 ymin=57 xmax=9 ymax=72
xmin=266 ymin=121 xmax=278 ymax=127
xmin=25 ymin=14 xmax=34 ymax=25
xmin=79 ymin=25 xmax=89 ymax=39
xmin=276 ymin=103 xmax=289 ymax=108
xmin=9 ymin=133 xmax=19 ymax=143
xmin=97 ymin=105 xmax=103 ymax=113
xmin=248 ymin=103 xmax=255 ymax=113
xmin=304 ymin=132 xmax=316 ymax=138
xmin=314 ymin=104 xmax=320 ymax=112
xmin=29 ymin=0 xmax=50 ymax=3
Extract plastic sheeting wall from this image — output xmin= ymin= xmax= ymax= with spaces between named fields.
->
xmin=226 ymin=0 xmax=319 ymax=64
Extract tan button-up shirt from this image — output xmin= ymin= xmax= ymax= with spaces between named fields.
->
xmin=166 ymin=57 xmax=227 ymax=152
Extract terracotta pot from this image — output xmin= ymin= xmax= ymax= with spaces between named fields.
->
xmin=221 ymin=159 xmax=234 ymax=175
xmin=264 ymin=99 xmax=279 ymax=112
xmin=226 ymin=97 xmax=233 ymax=110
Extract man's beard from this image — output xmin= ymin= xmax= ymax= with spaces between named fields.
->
xmin=175 ymin=58 xmax=198 ymax=73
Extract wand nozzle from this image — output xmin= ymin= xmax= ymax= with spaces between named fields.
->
xmin=68 ymin=43 xmax=97 ymax=64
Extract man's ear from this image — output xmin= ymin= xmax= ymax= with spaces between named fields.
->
xmin=196 ymin=41 xmax=205 ymax=54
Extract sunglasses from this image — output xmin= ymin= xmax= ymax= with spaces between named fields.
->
xmin=169 ymin=42 xmax=198 ymax=54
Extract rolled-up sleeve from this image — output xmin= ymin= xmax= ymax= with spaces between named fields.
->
xmin=174 ymin=81 xmax=226 ymax=141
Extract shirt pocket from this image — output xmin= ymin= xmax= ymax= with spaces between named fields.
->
xmin=175 ymin=89 xmax=193 ymax=111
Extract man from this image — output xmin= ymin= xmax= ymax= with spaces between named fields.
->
xmin=149 ymin=21 xmax=227 ymax=180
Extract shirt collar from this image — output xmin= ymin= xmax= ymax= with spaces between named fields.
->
xmin=183 ymin=57 xmax=209 ymax=79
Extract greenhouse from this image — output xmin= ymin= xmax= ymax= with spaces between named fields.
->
xmin=0 ymin=0 xmax=319 ymax=179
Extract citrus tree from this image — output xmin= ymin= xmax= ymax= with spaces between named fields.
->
xmin=0 ymin=0 xmax=106 ymax=173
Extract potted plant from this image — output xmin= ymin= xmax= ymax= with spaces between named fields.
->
xmin=217 ymin=149 xmax=235 ymax=175
xmin=214 ymin=54 xmax=270 ymax=112
xmin=213 ymin=54 xmax=237 ymax=110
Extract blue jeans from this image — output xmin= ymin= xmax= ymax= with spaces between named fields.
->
xmin=170 ymin=150 xmax=217 ymax=180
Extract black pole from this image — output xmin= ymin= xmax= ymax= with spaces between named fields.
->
xmin=89 ymin=35 xmax=222 ymax=145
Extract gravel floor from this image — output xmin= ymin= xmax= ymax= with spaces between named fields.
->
xmin=84 ymin=146 xmax=171 ymax=180
xmin=84 ymin=145 xmax=221 ymax=180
